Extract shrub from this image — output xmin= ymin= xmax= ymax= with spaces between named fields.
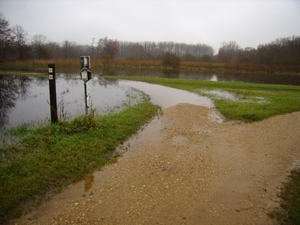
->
xmin=162 ymin=52 xmax=180 ymax=68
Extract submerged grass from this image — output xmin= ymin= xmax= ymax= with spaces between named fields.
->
xmin=115 ymin=76 xmax=300 ymax=122
xmin=0 ymin=101 xmax=160 ymax=224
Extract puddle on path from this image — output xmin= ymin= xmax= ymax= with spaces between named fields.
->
xmin=119 ymin=80 xmax=213 ymax=108
xmin=171 ymin=135 xmax=188 ymax=146
xmin=83 ymin=174 xmax=95 ymax=192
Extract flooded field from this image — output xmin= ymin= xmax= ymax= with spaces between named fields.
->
xmin=0 ymin=75 xmax=137 ymax=129
xmin=1 ymin=69 xmax=299 ymax=130
xmin=0 ymin=74 xmax=212 ymax=130
xmin=103 ymin=68 xmax=300 ymax=85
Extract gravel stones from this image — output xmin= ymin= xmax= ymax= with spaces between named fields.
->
xmin=12 ymin=103 xmax=300 ymax=225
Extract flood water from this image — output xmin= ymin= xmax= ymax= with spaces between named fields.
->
xmin=1 ymin=68 xmax=299 ymax=130
xmin=0 ymin=75 xmax=136 ymax=129
xmin=103 ymin=68 xmax=300 ymax=85
xmin=121 ymin=80 xmax=212 ymax=108
xmin=0 ymin=74 xmax=212 ymax=130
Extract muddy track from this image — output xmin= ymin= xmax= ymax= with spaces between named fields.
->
xmin=12 ymin=104 xmax=300 ymax=225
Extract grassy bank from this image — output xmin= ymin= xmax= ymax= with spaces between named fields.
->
xmin=1 ymin=58 xmax=299 ymax=75
xmin=0 ymin=70 xmax=46 ymax=77
xmin=0 ymin=101 xmax=160 ymax=224
xmin=115 ymin=76 xmax=300 ymax=122
xmin=269 ymin=169 xmax=300 ymax=224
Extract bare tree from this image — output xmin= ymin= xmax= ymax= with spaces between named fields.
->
xmin=97 ymin=37 xmax=119 ymax=59
xmin=31 ymin=34 xmax=51 ymax=59
xmin=0 ymin=13 xmax=13 ymax=61
xmin=218 ymin=41 xmax=241 ymax=63
xmin=48 ymin=41 xmax=62 ymax=58
xmin=89 ymin=38 xmax=96 ymax=58
xmin=257 ymin=36 xmax=300 ymax=66
xmin=11 ymin=25 xmax=30 ymax=60
xmin=62 ymin=40 xmax=73 ymax=58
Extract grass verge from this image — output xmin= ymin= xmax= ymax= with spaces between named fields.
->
xmin=269 ymin=169 xmax=300 ymax=224
xmin=114 ymin=76 xmax=300 ymax=122
xmin=0 ymin=70 xmax=46 ymax=77
xmin=0 ymin=101 xmax=160 ymax=224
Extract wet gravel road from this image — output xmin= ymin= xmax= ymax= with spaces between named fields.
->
xmin=12 ymin=104 xmax=300 ymax=225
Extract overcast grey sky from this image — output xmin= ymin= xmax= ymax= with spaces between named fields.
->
xmin=1 ymin=0 xmax=299 ymax=52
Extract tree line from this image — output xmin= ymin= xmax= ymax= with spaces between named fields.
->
xmin=1 ymin=13 xmax=299 ymax=66
xmin=218 ymin=38 xmax=300 ymax=66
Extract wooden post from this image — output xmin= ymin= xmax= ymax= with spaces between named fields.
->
xmin=84 ymin=80 xmax=88 ymax=122
xmin=48 ymin=64 xmax=58 ymax=123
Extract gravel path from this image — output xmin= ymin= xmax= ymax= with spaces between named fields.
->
xmin=12 ymin=104 xmax=300 ymax=225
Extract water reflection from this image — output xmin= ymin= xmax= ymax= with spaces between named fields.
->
xmin=162 ymin=69 xmax=179 ymax=78
xmin=103 ymin=68 xmax=300 ymax=85
xmin=0 ymin=75 xmax=34 ymax=127
xmin=17 ymin=66 xmax=300 ymax=85
xmin=84 ymin=174 xmax=94 ymax=192
xmin=0 ymin=74 xmax=144 ymax=129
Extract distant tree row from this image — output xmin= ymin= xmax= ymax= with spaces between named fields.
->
xmin=218 ymin=37 xmax=300 ymax=66
xmin=0 ymin=13 xmax=215 ymax=62
xmin=118 ymin=41 xmax=214 ymax=61
xmin=1 ymin=13 xmax=299 ymax=66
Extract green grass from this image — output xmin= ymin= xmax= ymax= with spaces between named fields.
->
xmin=0 ymin=70 xmax=46 ymax=77
xmin=6 ymin=123 xmax=33 ymax=136
xmin=114 ymin=76 xmax=300 ymax=122
xmin=269 ymin=169 xmax=300 ymax=224
xmin=0 ymin=101 xmax=160 ymax=224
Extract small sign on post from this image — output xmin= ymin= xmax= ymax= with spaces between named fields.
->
xmin=80 ymin=69 xmax=92 ymax=81
xmin=80 ymin=56 xmax=91 ymax=69
xmin=80 ymin=56 xmax=92 ymax=81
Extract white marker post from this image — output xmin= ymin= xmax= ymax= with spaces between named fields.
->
xmin=80 ymin=56 xmax=92 ymax=121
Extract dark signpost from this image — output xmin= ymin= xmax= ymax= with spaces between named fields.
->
xmin=48 ymin=64 xmax=58 ymax=123
xmin=80 ymin=56 xmax=92 ymax=121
